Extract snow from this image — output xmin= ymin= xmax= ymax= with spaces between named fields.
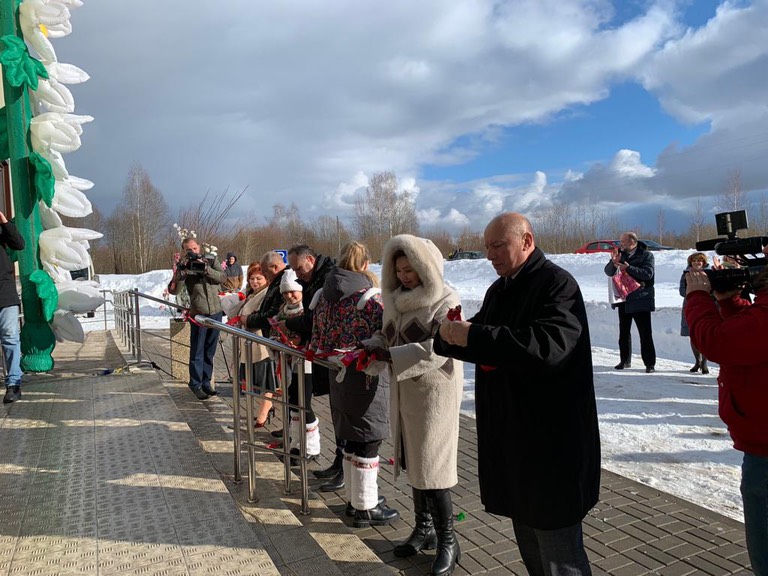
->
xmin=85 ymin=249 xmax=744 ymax=522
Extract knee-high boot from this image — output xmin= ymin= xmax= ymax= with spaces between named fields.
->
xmin=394 ymin=487 xmax=437 ymax=557
xmin=700 ymin=355 xmax=709 ymax=374
xmin=427 ymin=489 xmax=460 ymax=576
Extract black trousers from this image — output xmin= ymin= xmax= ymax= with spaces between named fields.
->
xmin=616 ymin=304 xmax=656 ymax=368
xmin=288 ymin=371 xmax=315 ymax=422
xmin=344 ymin=439 xmax=382 ymax=459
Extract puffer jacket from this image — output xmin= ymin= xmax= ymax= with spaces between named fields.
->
xmin=604 ymin=242 xmax=655 ymax=313
xmin=686 ymin=290 xmax=768 ymax=456
xmin=168 ymin=259 xmax=224 ymax=316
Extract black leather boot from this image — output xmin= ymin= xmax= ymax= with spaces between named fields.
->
xmin=428 ymin=489 xmax=460 ymax=576
xmin=700 ymin=357 xmax=709 ymax=375
xmin=394 ymin=488 xmax=437 ymax=557
xmin=314 ymin=451 xmax=343 ymax=479
xmin=319 ymin=467 xmax=345 ymax=492
xmin=353 ymin=503 xmax=399 ymax=528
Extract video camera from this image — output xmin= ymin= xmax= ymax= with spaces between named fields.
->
xmin=182 ymin=249 xmax=208 ymax=274
xmin=695 ymin=210 xmax=767 ymax=293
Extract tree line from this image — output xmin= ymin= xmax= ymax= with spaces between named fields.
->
xmin=81 ymin=164 xmax=768 ymax=275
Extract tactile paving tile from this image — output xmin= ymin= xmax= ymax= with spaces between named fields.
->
xmin=185 ymin=548 xmax=280 ymax=576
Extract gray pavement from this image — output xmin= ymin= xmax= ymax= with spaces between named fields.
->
xmin=0 ymin=329 xmax=756 ymax=575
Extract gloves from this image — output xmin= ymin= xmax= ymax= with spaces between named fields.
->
xmin=364 ymin=345 xmax=391 ymax=361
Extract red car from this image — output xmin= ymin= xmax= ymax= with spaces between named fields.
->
xmin=574 ymin=240 xmax=620 ymax=254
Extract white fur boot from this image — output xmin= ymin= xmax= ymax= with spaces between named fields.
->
xmin=288 ymin=410 xmax=301 ymax=451
xmin=350 ymin=455 xmax=399 ymax=527
xmin=306 ymin=418 xmax=320 ymax=456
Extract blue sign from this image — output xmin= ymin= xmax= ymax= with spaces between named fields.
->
xmin=275 ymin=249 xmax=288 ymax=264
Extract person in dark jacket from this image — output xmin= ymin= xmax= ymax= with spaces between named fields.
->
xmin=168 ymin=238 xmax=225 ymax=400
xmin=310 ymin=245 xmax=399 ymax=529
xmin=604 ymin=232 xmax=657 ymax=372
xmin=435 ymin=212 xmax=600 ymax=576
xmin=222 ymin=252 xmax=243 ymax=292
xmin=282 ymin=245 xmax=343 ymax=489
xmin=685 ymin=254 xmax=768 ymax=576
xmin=0 ymin=210 xmax=25 ymax=404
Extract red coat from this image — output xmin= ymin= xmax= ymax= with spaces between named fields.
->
xmin=685 ymin=291 xmax=768 ymax=456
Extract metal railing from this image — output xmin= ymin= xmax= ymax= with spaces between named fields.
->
xmin=114 ymin=289 xmax=334 ymax=515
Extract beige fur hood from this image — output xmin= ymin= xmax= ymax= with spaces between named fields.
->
xmin=381 ymin=234 xmax=447 ymax=313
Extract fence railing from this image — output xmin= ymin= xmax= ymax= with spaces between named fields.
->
xmin=113 ymin=288 xmax=333 ymax=515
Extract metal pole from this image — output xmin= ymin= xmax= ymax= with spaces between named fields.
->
xmin=133 ymin=289 xmax=142 ymax=364
xmin=297 ymin=360 xmax=309 ymax=515
xmin=244 ymin=342 xmax=257 ymax=503
xmin=280 ymin=352 xmax=291 ymax=495
xmin=101 ymin=289 xmax=108 ymax=332
xmin=232 ymin=333 xmax=242 ymax=483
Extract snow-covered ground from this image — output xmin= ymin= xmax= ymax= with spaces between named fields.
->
xmin=84 ymin=249 xmax=744 ymax=522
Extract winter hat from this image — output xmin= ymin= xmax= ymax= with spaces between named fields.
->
xmin=280 ymin=269 xmax=303 ymax=293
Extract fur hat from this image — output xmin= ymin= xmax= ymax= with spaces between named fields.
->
xmin=381 ymin=234 xmax=445 ymax=312
xmin=280 ymin=269 xmax=303 ymax=293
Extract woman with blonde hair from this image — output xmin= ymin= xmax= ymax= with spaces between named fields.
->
xmin=310 ymin=241 xmax=399 ymax=527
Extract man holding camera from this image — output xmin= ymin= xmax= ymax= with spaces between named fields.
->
xmin=685 ymin=244 xmax=768 ymax=576
xmin=168 ymin=238 xmax=225 ymax=400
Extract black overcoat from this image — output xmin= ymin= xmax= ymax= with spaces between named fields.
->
xmin=435 ymin=248 xmax=600 ymax=529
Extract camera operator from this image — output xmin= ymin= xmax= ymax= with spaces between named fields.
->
xmin=685 ymin=243 xmax=768 ymax=576
xmin=168 ymin=238 xmax=225 ymax=400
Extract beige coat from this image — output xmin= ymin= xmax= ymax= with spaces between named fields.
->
xmin=238 ymin=288 xmax=270 ymax=362
xmin=365 ymin=234 xmax=463 ymax=490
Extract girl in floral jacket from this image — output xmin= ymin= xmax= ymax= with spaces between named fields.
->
xmin=310 ymin=242 xmax=399 ymax=528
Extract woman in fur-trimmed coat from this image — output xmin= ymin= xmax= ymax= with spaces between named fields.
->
xmin=362 ymin=234 xmax=463 ymax=574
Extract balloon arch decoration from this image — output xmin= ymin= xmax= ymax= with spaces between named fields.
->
xmin=1 ymin=0 xmax=101 ymax=371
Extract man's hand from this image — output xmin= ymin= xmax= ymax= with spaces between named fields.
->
xmin=0 ymin=211 xmax=7 ymax=224
xmin=439 ymin=320 xmax=471 ymax=347
xmin=685 ymin=270 xmax=711 ymax=295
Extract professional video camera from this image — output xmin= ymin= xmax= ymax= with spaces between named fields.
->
xmin=182 ymin=250 xmax=208 ymax=274
xmin=695 ymin=210 xmax=767 ymax=293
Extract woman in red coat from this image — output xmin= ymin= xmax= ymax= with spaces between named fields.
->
xmin=685 ymin=252 xmax=768 ymax=576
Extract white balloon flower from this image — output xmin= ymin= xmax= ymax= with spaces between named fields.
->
xmin=31 ymin=112 xmax=93 ymax=155
xmin=39 ymin=226 xmax=102 ymax=273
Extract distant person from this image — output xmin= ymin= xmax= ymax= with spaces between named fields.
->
xmin=363 ymin=234 xmax=463 ymax=575
xmin=168 ymin=238 xmax=224 ymax=400
xmin=222 ymin=252 xmax=243 ymax=292
xmin=679 ymin=252 xmax=710 ymax=374
xmin=604 ymin=232 xmax=657 ymax=373
xmin=435 ymin=212 xmax=600 ymax=576
xmin=685 ymin=245 xmax=768 ymax=576
xmin=0 ymin=210 xmax=25 ymax=404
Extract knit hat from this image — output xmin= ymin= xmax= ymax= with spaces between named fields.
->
xmin=280 ymin=269 xmax=302 ymax=293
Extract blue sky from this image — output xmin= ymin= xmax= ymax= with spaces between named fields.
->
xmin=49 ymin=0 xmax=768 ymax=237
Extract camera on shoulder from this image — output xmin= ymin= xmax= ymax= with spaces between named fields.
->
xmin=695 ymin=209 xmax=767 ymax=293
xmin=183 ymin=249 xmax=207 ymax=273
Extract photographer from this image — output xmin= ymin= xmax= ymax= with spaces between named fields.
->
xmin=168 ymin=238 xmax=225 ymax=400
xmin=685 ymin=246 xmax=768 ymax=576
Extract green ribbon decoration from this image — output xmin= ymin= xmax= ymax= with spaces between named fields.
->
xmin=29 ymin=269 xmax=58 ymax=322
xmin=0 ymin=34 xmax=48 ymax=90
xmin=29 ymin=151 xmax=54 ymax=206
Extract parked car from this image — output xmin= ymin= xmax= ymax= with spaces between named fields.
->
xmin=574 ymin=240 xmax=620 ymax=254
xmin=639 ymin=239 xmax=674 ymax=251
xmin=448 ymin=250 xmax=484 ymax=260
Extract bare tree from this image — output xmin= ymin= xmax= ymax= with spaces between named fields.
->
xmin=312 ymin=215 xmax=350 ymax=257
xmin=455 ymin=227 xmax=485 ymax=251
xmin=176 ymin=186 xmax=248 ymax=247
xmin=353 ymin=171 xmax=419 ymax=257
xmin=688 ymin=197 xmax=706 ymax=243
xmin=116 ymin=164 xmax=171 ymax=273
xmin=656 ymin=209 xmax=666 ymax=244
xmin=718 ymin=168 xmax=747 ymax=213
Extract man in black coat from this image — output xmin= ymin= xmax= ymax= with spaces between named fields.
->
xmin=604 ymin=232 xmax=657 ymax=372
xmin=435 ymin=212 xmax=600 ymax=576
xmin=282 ymin=245 xmax=341 ymax=487
xmin=0 ymin=210 xmax=25 ymax=404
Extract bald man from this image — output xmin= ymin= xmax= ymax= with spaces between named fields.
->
xmin=435 ymin=212 xmax=600 ymax=576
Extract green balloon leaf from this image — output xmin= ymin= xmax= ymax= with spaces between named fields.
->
xmin=29 ymin=269 xmax=58 ymax=322
xmin=29 ymin=152 xmax=55 ymax=206
xmin=0 ymin=35 xmax=48 ymax=90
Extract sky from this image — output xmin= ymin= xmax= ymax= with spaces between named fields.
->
xmin=50 ymin=0 xmax=768 ymax=236
xmin=87 ymin=248 xmax=746 ymax=523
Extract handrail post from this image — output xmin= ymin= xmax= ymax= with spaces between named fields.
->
xmin=133 ymin=289 xmax=142 ymax=365
xmin=232 ymin=333 xmax=242 ymax=483
xmin=244 ymin=342 xmax=257 ymax=503
xmin=297 ymin=361 xmax=310 ymax=515
xmin=280 ymin=352 xmax=291 ymax=495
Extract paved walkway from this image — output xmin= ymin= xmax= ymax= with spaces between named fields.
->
xmin=0 ymin=330 xmax=755 ymax=575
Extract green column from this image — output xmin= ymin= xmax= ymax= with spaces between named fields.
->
xmin=1 ymin=0 xmax=55 ymax=371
